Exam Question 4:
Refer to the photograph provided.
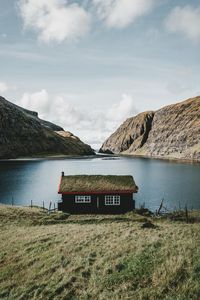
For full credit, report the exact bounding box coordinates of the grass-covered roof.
[59,175,137,193]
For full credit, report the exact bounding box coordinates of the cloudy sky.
[0,0,200,148]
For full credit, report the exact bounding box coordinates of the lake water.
[0,156,199,211]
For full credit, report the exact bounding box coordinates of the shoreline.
[100,152,200,165]
[0,152,199,165]
[0,153,108,161]
[0,151,119,161]
[125,154,200,164]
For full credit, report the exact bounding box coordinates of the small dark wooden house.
[58,173,138,214]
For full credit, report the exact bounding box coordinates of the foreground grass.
[0,205,200,300]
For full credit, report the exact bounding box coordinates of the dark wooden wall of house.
[58,193,135,214]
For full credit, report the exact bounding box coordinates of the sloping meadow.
[0,205,200,299]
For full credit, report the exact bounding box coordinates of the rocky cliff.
[0,96,94,159]
[8,100,64,131]
[100,96,200,161]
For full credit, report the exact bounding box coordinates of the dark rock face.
[0,96,94,158]
[99,112,154,154]
[100,96,200,161]
[139,97,200,161]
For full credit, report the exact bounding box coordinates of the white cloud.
[93,0,155,28]
[0,81,9,93]
[18,0,91,43]
[107,94,135,123]
[51,95,87,128]
[16,90,137,148]
[18,0,157,42]
[165,5,200,41]
[19,89,49,118]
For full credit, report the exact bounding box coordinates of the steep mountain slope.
[100,112,154,154]
[13,102,64,131]
[0,96,94,158]
[100,96,200,161]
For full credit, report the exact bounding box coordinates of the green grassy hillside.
[0,205,200,300]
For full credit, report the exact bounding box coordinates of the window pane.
[75,196,91,203]
[105,195,120,205]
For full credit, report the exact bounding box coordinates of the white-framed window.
[105,195,120,206]
[75,195,91,203]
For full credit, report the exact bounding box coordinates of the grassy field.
[0,205,200,300]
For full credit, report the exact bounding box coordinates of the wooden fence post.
[31,200,33,208]
[178,201,181,210]
[49,202,52,212]
[185,205,189,223]
[43,201,45,210]
[158,198,164,215]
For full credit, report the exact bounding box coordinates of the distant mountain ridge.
[100,96,200,161]
[0,96,94,159]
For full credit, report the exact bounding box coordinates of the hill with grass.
[100,96,200,161]
[0,205,199,299]
[0,96,94,158]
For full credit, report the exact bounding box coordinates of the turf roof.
[58,175,137,193]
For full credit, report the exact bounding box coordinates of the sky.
[0,0,200,148]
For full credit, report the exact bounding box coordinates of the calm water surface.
[0,156,199,211]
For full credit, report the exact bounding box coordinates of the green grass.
[0,205,200,300]
[105,241,163,288]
